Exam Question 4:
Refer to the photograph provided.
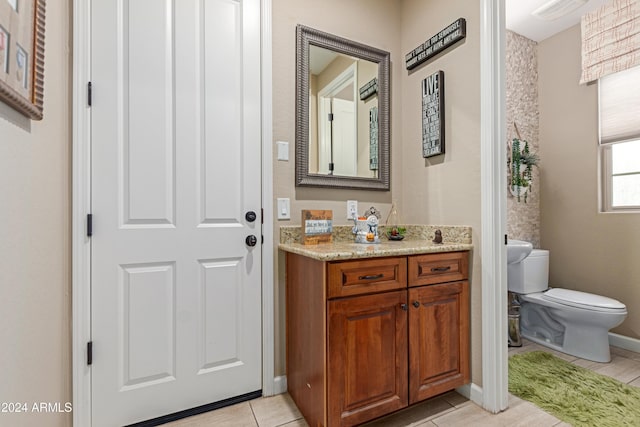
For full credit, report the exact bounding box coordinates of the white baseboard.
[609,332,640,353]
[455,383,483,406]
[272,375,287,395]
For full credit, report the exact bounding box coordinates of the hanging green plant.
[510,137,539,203]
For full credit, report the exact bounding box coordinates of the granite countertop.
[279,225,473,261]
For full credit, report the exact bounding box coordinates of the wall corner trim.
[456,383,484,406]
[609,332,640,353]
[272,375,288,395]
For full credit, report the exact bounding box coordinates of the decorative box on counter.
[301,210,333,245]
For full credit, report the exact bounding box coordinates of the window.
[598,66,640,212]
[601,140,640,210]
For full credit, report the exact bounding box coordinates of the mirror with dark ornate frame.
[295,25,391,190]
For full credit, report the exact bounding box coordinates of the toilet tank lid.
[528,249,549,257]
[544,288,626,310]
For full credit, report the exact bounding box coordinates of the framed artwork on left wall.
[0,0,46,120]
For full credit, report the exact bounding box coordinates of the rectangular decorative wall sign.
[422,71,444,158]
[405,18,466,70]
[369,106,378,170]
[359,78,377,100]
[302,210,333,245]
[0,0,46,120]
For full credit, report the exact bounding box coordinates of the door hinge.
[505,234,508,245]
[87,214,93,237]
[87,82,92,106]
[87,341,93,365]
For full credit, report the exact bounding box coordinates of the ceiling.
[506,0,609,42]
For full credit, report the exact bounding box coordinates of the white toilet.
[509,248,627,362]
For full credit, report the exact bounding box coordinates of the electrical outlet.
[347,200,358,219]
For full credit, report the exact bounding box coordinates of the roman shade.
[581,0,640,84]
[599,64,640,144]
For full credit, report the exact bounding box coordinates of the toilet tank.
[517,249,549,294]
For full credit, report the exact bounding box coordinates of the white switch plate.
[277,198,290,220]
[276,141,289,161]
[347,200,358,219]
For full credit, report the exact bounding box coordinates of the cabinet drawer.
[328,257,407,298]
[408,251,469,287]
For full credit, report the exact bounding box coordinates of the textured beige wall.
[0,2,72,426]
[538,25,640,339]
[399,0,483,385]
[506,31,540,247]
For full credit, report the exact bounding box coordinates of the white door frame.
[479,0,508,413]
[71,1,274,425]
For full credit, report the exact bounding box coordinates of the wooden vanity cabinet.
[286,250,470,427]
[407,252,470,403]
[328,290,408,426]
[408,281,469,403]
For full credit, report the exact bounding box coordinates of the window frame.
[599,139,640,213]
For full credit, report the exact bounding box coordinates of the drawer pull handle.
[358,274,384,281]
[431,266,451,272]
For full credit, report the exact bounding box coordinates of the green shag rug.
[509,351,640,427]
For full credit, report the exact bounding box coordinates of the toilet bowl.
[509,249,627,362]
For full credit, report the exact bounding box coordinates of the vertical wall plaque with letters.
[422,71,444,158]
[369,106,378,170]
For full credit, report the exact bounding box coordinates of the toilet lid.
[543,288,626,311]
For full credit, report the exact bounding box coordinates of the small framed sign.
[359,78,378,100]
[369,106,378,170]
[422,71,444,158]
[405,18,466,70]
[301,210,333,245]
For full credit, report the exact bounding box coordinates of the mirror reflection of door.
[308,45,378,178]
[317,62,357,176]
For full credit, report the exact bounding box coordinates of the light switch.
[277,198,290,220]
[276,141,289,161]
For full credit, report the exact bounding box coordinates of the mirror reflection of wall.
[308,45,379,178]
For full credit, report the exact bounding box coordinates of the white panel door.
[90,0,262,425]
[332,98,357,176]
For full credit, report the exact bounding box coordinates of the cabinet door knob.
[400,303,408,311]
[412,300,420,308]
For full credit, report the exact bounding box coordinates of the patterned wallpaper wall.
[506,31,540,248]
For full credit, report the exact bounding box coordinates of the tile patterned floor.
[165,341,640,427]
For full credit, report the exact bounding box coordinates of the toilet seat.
[542,288,626,313]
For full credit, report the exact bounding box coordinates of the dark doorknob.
[246,235,258,247]
[245,211,257,222]
[413,300,420,308]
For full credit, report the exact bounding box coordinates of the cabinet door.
[328,291,408,427]
[408,281,470,404]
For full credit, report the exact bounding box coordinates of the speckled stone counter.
[279,225,473,261]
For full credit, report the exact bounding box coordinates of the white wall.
[0,2,72,426]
